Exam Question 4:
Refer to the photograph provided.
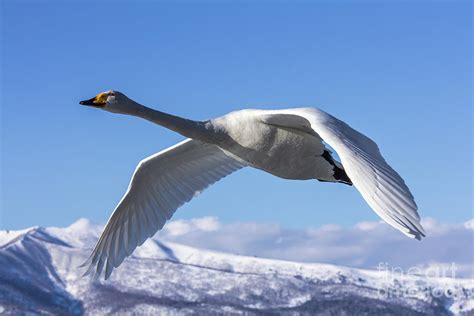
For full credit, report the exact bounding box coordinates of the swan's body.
[79,91,425,279]
[210,109,338,181]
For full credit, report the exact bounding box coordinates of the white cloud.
[464,219,474,230]
[156,217,474,278]
[354,221,382,231]
[163,216,221,237]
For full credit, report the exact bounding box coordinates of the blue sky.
[1,1,472,230]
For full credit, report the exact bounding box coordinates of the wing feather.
[81,139,244,279]
[277,108,425,239]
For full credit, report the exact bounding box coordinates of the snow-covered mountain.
[0,219,472,315]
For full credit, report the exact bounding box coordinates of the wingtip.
[79,263,94,278]
[81,269,91,278]
[402,225,426,241]
[79,261,112,281]
[417,231,426,240]
[77,260,88,269]
[410,229,426,241]
[414,223,427,240]
[78,257,101,280]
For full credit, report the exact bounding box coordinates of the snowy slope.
[0,219,472,315]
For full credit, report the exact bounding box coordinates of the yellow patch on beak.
[94,92,109,105]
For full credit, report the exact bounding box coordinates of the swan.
[79,90,425,279]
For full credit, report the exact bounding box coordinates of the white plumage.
[80,91,425,279]
[81,139,243,279]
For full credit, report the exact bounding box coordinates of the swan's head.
[80,90,134,114]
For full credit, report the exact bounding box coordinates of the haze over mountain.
[0,219,472,315]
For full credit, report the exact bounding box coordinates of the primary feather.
[81,139,244,279]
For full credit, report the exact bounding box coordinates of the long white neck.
[122,99,212,142]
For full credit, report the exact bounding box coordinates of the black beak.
[79,97,96,106]
[80,97,105,107]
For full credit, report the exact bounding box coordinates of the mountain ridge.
[0,219,472,315]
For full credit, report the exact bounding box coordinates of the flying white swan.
[79,90,425,279]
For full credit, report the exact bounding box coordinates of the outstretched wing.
[82,139,245,279]
[269,108,425,240]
